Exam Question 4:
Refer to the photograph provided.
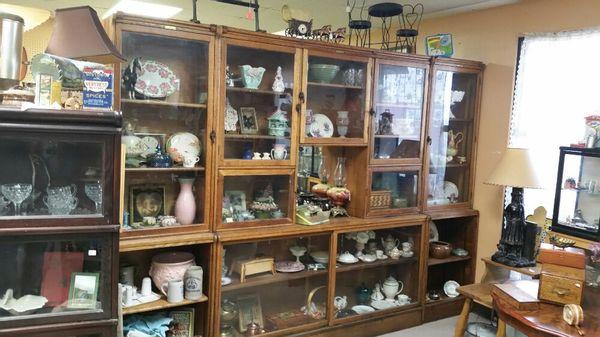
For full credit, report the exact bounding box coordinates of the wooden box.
[538,263,584,305]
[232,257,275,283]
[370,190,392,209]
[537,243,585,269]
[492,280,540,310]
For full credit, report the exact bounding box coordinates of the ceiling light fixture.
[102,0,182,20]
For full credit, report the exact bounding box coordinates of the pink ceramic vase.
[175,177,196,225]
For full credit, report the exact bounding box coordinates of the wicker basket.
[370,190,392,209]
[265,286,326,330]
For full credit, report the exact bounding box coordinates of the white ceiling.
[2,0,519,32]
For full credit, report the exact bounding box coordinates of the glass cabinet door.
[372,62,426,163]
[118,29,210,231]
[219,170,294,228]
[426,69,479,208]
[334,225,421,321]
[221,42,298,165]
[369,167,420,216]
[219,234,330,335]
[0,232,115,329]
[0,131,114,223]
[302,52,371,145]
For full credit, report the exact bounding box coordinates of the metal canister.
[0,13,24,81]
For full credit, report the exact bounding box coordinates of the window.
[510,29,600,216]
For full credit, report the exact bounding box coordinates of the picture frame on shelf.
[239,107,259,134]
[237,293,264,332]
[169,308,195,337]
[67,272,100,309]
[129,185,166,223]
[225,190,247,212]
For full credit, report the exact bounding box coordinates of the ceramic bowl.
[358,254,377,263]
[309,64,340,83]
[310,251,329,264]
[429,241,452,259]
[443,280,460,298]
[337,251,359,264]
[351,305,375,314]
[452,248,469,257]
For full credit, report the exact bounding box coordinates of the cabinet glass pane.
[427,71,477,206]
[220,235,329,334]
[224,45,294,161]
[370,170,419,211]
[334,226,421,319]
[306,56,367,139]
[373,64,425,160]
[222,175,290,223]
[0,233,111,326]
[557,153,600,234]
[0,132,111,219]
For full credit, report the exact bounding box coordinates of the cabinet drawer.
[538,274,583,305]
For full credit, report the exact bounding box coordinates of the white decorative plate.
[351,305,375,314]
[309,113,334,138]
[443,280,460,298]
[166,132,201,164]
[221,276,232,286]
[275,261,305,273]
[139,136,159,158]
[429,220,439,242]
[443,181,459,201]
[135,60,180,98]
[370,300,397,310]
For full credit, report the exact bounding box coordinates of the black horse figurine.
[122,57,141,99]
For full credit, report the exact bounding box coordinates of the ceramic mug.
[184,266,204,301]
[163,279,184,303]
[183,155,200,168]
[397,294,410,305]
[141,277,152,296]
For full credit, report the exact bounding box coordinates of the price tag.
[225,217,234,223]
[88,249,97,256]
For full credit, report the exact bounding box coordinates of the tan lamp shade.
[484,148,543,189]
[45,6,125,64]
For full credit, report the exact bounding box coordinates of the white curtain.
[509,28,600,215]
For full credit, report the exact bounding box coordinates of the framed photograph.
[225,190,246,212]
[68,272,100,309]
[237,294,263,332]
[129,185,166,223]
[169,308,195,337]
[135,132,167,158]
[425,33,453,57]
[239,107,258,134]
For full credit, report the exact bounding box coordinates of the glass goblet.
[84,183,103,213]
[1,183,33,216]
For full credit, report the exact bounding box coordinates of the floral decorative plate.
[309,114,334,138]
[443,181,459,202]
[275,261,305,273]
[135,60,180,98]
[166,132,201,164]
[139,136,159,158]
[443,280,460,298]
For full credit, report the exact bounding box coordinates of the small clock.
[298,23,308,35]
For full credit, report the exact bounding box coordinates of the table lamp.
[485,148,543,267]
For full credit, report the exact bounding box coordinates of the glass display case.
[219,234,330,335]
[426,69,479,208]
[371,61,426,163]
[368,167,420,216]
[334,225,422,321]
[301,52,371,145]
[219,169,294,228]
[552,147,600,241]
[0,231,117,329]
[221,43,299,165]
[118,28,210,231]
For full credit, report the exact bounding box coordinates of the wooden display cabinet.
[216,38,301,167]
[366,166,422,217]
[111,15,215,244]
[3,321,116,337]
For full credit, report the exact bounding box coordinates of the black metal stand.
[492,187,536,267]
[368,2,403,50]
[394,3,423,53]
[348,20,371,47]
[190,0,200,24]
[213,0,263,32]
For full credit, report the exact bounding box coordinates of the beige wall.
[411,0,600,280]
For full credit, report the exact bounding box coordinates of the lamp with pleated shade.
[485,148,542,267]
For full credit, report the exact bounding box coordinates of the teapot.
[381,234,399,252]
[381,276,404,300]
[447,130,464,157]
[388,247,402,260]
[370,283,385,301]
[333,295,348,311]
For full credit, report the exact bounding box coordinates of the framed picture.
[68,272,100,309]
[425,33,453,57]
[129,185,166,223]
[169,308,195,337]
[239,107,258,134]
[237,294,263,332]
[135,132,167,158]
[225,190,246,212]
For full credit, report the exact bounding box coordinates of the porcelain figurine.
[252,152,262,160]
[447,130,464,158]
[175,177,196,225]
[370,283,385,301]
[381,276,404,300]
[272,66,285,93]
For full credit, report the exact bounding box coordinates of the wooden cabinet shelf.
[425,294,463,306]
[428,255,471,266]
[307,82,363,90]
[222,269,327,292]
[337,256,418,273]
[123,295,208,315]
[120,226,214,252]
[224,134,290,140]
[125,166,205,173]
[375,102,422,109]
[121,98,207,109]
[226,87,290,95]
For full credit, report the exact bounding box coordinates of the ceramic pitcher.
[381,276,404,300]
[447,130,464,156]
